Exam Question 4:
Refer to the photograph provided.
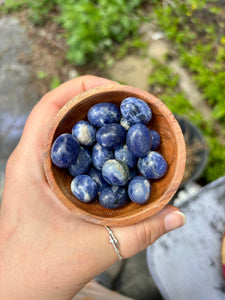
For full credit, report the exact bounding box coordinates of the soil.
[11,10,103,97]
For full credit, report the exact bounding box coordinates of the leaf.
[50,76,61,90]
[37,70,47,79]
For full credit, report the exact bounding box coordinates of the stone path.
[0,17,40,201]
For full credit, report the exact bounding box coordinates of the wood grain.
[43,85,186,226]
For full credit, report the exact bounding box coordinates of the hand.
[0,75,186,300]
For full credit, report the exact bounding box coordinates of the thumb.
[113,205,186,258]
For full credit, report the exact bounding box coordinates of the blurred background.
[0,0,225,299]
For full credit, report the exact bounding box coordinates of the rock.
[110,55,151,91]
[147,39,169,62]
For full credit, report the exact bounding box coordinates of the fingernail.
[164,211,186,233]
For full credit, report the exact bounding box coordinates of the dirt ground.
[13,10,102,97]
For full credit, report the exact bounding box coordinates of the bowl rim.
[43,84,186,226]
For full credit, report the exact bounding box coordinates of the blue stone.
[120,116,132,130]
[115,144,137,169]
[124,168,138,188]
[68,147,92,177]
[128,176,151,204]
[51,133,80,168]
[99,186,129,209]
[150,129,161,150]
[102,159,130,186]
[129,168,138,180]
[96,123,126,149]
[138,151,168,179]
[92,143,114,171]
[71,175,98,203]
[72,120,96,146]
[126,124,152,157]
[88,102,120,127]
[88,167,110,193]
[120,97,152,124]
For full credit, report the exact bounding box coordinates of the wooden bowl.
[44,85,186,226]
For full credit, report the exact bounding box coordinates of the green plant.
[56,0,145,65]
[152,0,225,127]
[50,76,61,90]
[0,0,25,13]
[37,70,48,79]
[148,0,225,182]
[26,0,57,25]
[2,0,145,65]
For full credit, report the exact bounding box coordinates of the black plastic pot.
[175,115,208,187]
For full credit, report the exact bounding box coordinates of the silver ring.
[105,226,123,260]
